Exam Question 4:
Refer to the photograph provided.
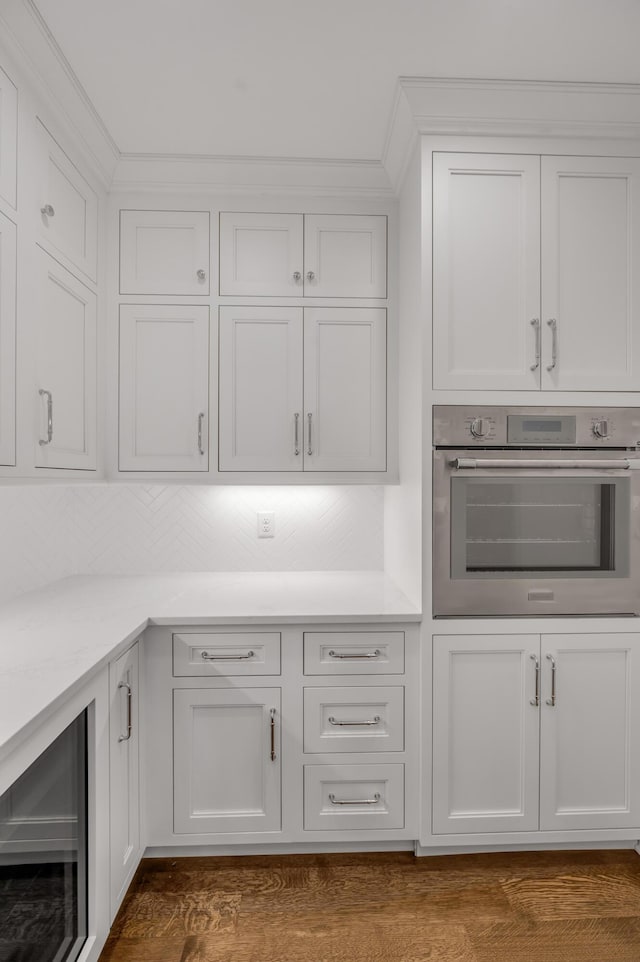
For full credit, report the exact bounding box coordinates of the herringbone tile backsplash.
[0,484,384,604]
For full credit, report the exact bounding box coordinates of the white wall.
[0,483,384,605]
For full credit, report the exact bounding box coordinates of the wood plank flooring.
[99,849,640,962]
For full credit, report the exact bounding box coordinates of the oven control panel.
[433,406,640,447]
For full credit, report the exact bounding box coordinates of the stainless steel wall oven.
[433,406,640,617]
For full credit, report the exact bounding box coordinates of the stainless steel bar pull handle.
[307,412,313,455]
[530,654,540,707]
[530,318,540,372]
[546,318,558,372]
[201,650,254,661]
[450,457,634,471]
[294,412,300,456]
[269,708,276,761]
[329,793,381,805]
[546,654,557,706]
[117,681,133,742]
[39,389,53,445]
[328,715,381,727]
[329,649,381,660]
[197,412,205,454]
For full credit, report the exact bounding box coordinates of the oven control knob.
[470,417,490,439]
[593,419,610,439]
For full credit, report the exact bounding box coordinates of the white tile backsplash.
[0,484,384,605]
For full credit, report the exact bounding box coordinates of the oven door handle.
[449,457,639,470]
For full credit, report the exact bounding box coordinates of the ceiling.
[31,0,640,165]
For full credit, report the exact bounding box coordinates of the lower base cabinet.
[432,632,640,836]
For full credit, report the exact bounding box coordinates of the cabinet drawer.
[303,687,404,753]
[173,632,281,676]
[304,764,404,830]
[303,632,404,675]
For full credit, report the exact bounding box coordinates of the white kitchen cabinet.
[35,250,97,470]
[0,211,16,465]
[303,686,404,753]
[109,641,141,915]
[0,64,17,209]
[433,632,640,836]
[119,304,210,472]
[303,763,404,831]
[36,120,98,283]
[173,687,281,834]
[219,212,387,298]
[119,210,210,295]
[218,306,386,473]
[433,152,640,391]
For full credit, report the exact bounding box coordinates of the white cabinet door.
[36,120,98,283]
[35,251,96,470]
[540,633,640,830]
[0,64,17,209]
[433,153,541,390]
[119,210,210,295]
[432,634,540,835]
[304,214,387,298]
[304,308,386,472]
[119,305,210,472]
[0,211,16,465]
[218,306,303,471]
[173,687,281,834]
[219,212,303,296]
[541,156,640,391]
[109,642,140,915]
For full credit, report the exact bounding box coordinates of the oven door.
[433,449,640,617]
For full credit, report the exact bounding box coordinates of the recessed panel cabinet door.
[219,306,303,471]
[541,157,640,391]
[433,153,541,390]
[119,210,210,295]
[432,634,540,834]
[173,688,281,835]
[304,214,387,297]
[219,212,303,296]
[0,64,17,209]
[0,211,16,465]
[540,633,640,830]
[109,642,140,915]
[119,305,210,472]
[304,308,386,471]
[35,252,96,470]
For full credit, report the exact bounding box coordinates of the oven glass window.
[451,477,629,578]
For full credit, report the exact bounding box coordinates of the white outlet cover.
[257,510,275,538]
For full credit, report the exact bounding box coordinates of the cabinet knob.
[293,271,302,282]
[196,269,206,280]
[40,204,55,217]
[306,270,315,281]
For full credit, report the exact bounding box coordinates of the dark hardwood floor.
[99,849,640,962]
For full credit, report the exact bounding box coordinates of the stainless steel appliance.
[433,406,640,617]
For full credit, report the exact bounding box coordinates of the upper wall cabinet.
[119,210,210,295]
[219,212,387,298]
[433,152,640,392]
[36,120,98,284]
[0,65,17,210]
[0,211,16,466]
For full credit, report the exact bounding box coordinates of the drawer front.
[304,631,405,675]
[304,687,404,753]
[173,632,281,676]
[304,764,404,831]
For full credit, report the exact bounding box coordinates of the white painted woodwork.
[0,64,17,209]
[109,641,140,915]
[303,631,405,674]
[36,120,98,282]
[304,763,404,830]
[303,686,404,753]
[304,308,386,471]
[218,306,303,471]
[304,214,387,297]
[433,153,541,390]
[173,687,281,834]
[0,211,16,465]
[35,251,97,470]
[172,631,281,676]
[219,212,303,296]
[541,156,640,391]
[118,305,210,472]
[119,210,210,295]
[540,633,640,830]
[432,634,540,834]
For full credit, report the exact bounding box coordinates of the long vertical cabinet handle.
[118,681,133,742]
[530,654,540,706]
[39,389,53,445]
[294,412,300,456]
[530,318,540,372]
[197,412,206,455]
[269,708,277,761]
[546,655,557,706]
[546,318,558,372]
[307,413,313,455]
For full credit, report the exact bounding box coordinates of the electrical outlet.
[257,511,275,538]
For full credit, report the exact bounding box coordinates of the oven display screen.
[522,419,563,432]
[507,415,576,444]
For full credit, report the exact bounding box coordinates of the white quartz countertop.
[0,571,421,762]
